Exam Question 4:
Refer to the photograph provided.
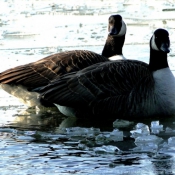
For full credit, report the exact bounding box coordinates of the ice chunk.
[130,123,150,138]
[113,119,134,128]
[24,131,36,135]
[135,135,163,143]
[95,134,109,145]
[150,121,163,134]
[79,138,95,147]
[135,123,149,130]
[164,127,175,136]
[78,143,89,151]
[108,129,123,142]
[65,127,100,137]
[94,145,120,154]
[165,127,174,133]
[159,141,175,152]
[95,129,123,144]
[151,121,159,128]
[66,127,88,136]
[15,135,36,141]
[133,142,158,152]
[168,137,175,146]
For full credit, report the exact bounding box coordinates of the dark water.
[1,0,175,174]
[1,106,175,174]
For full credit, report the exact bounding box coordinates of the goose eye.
[110,20,114,24]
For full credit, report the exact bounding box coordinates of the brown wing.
[40,60,153,118]
[0,50,108,88]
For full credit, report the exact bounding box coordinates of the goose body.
[0,14,127,108]
[153,68,175,115]
[40,29,175,119]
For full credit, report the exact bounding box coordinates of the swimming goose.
[40,28,175,119]
[102,14,126,60]
[0,14,127,108]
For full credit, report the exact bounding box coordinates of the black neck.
[149,49,168,71]
[101,35,125,58]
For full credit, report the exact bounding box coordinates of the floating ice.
[95,134,109,145]
[79,138,95,147]
[130,123,150,138]
[150,121,163,134]
[24,131,37,135]
[168,137,175,146]
[113,119,134,128]
[108,129,123,142]
[151,121,160,128]
[135,123,149,130]
[95,129,123,145]
[165,127,174,133]
[66,127,88,136]
[133,135,163,152]
[135,135,163,143]
[65,127,100,137]
[15,135,36,141]
[94,145,120,154]
[133,142,158,152]
[78,143,89,151]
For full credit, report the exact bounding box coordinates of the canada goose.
[40,29,175,119]
[102,14,126,60]
[0,14,127,108]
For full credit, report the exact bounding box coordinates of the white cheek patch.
[151,34,159,51]
[117,20,127,37]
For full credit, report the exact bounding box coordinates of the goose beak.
[160,43,170,53]
[108,25,118,35]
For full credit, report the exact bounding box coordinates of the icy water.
[1,0,175,174]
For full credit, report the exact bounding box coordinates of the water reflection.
[1,105,175,174]
[5,108,74,130]
[151,153,175,175]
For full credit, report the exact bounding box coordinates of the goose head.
[149,29,170,71]
[150,28,170,53]
[102,14,127,58]
[108,14,126,37]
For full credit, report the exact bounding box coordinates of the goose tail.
[39,72,77,106]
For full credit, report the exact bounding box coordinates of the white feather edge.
[108,55,126,60]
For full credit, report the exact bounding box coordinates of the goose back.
[40,60,155,119]
[0,50,108,88]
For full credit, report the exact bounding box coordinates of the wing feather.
[0,50,108,88]
[40,60,154,118]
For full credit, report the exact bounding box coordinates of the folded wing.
[0,50,108,89]
[41,60,154,117]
